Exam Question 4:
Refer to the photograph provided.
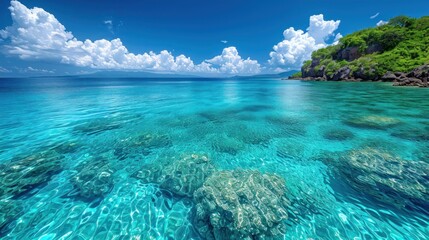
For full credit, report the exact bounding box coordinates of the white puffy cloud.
[206,47,260,75]
[377,20,388,27]
[0,1,259,76]
[307,15,341,44]
[0,1,74,60]
[269,14,341,70]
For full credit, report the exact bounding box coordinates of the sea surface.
[0,77,428,240]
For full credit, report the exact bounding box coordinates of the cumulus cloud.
[269,14,341,70]
[221,40,228,44]
[0,1,259,76]
[206,47,260,75]
[377,20,388,27]
[307,15,341,44]
[370,12,380,19]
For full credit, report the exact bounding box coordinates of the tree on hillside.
[388,16,415,28]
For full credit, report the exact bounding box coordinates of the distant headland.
[289,16,429,87]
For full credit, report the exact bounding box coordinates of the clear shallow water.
[0,77,428,239]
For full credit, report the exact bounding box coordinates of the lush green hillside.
[296,16,429,81]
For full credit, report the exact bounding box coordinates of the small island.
[290,16,429,87]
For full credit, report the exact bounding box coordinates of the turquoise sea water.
[0,77,428,239]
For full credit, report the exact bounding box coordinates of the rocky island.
[290,16,429,87]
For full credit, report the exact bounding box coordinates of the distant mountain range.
[0,69,299,79]
[77,70,199,78]
[239,70,299,79]
[78,70,299,79]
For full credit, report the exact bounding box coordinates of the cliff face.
[296,16,429,87]
[301,58,380,81]
[301,64,428,87]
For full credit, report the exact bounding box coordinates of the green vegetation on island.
[295,16,429,86]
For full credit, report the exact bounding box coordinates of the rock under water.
[71,158,114,200]
[321,148,429,209]
[131,152,291,239]
[322,128,354,141]
[193,169,290,240]
[209,134,245,156]
[73,118,122,135]
[0,150,64,199]
[343,115,400,130]
[114,132,173,160]
[132,153,216,197]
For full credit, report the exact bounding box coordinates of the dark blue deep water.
[0,77,428,239]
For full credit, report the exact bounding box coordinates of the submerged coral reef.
[322,128,354,141]
[0,150,64,199]
[73,118,122,135]
[0,150,64,236]
[132,153,215,197]
[321,148,429,208]
[193,170,290,240]
[71,158,114,200]
[390,125,429,141]
[114,132,173,160]
[343,115,401,129]
[209,134,245,155]
[132,153,290,239]
[50,141,81,154]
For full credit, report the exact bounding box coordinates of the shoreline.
[288,64,429,87]
[284,77,428,88]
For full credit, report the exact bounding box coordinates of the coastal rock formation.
[335,47,361,62]
[300,60,380,81]
[0,150,63,199]
[391,65,429,87]
[291,16,429,87]
[193,170,290,240]
[321,148,429,208]
[71,159,114,199]
[334,45,383,62]
[331,67,352,81]
[132,153,216,197]
[300,59,325,79]
[299,64,429,87]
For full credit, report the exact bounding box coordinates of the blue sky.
[0,0,428,77]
